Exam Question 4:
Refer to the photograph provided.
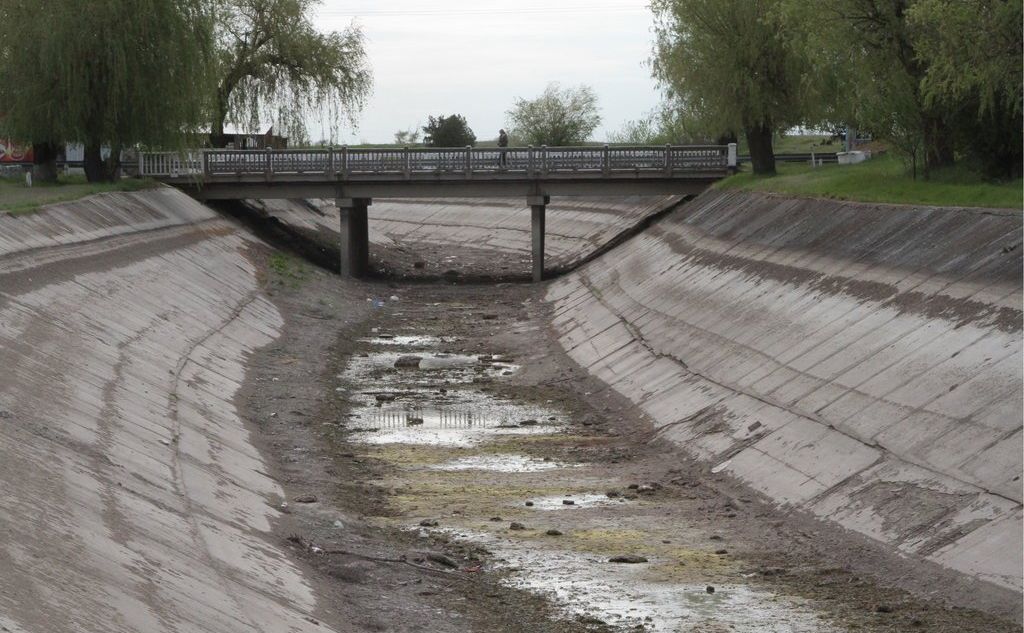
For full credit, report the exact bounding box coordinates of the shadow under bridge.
[140,144,737,281]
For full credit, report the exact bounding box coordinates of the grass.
[267,252,310,287]
[0,173,158,215]
[716,153,1023,209]
[736,133,839,155]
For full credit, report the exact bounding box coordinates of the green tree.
[394,127,422,145]
[421,115,476,147]
[651,0,811,175]
[908,0,1023,177]
[609,106,702,144]
[212,0,372,145]
[608,117,663,145]
[787,0,961,177]
[506,83,601,146]
[0,0,214,181]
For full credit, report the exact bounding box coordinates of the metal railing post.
[265,147,272,179]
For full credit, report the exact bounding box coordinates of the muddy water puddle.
[410,527,836,633]
[339,346,557,448]
[339,333,843,632]
[431,454,569,472]
[523,494,625,510]
[358,334,456,346]
[346,401,562,447]
[485,537,838,633]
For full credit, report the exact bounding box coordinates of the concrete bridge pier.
[337,197,370,277]
[528,195,549,282]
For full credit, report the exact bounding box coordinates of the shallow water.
[358,334,456,346]
[431,454,569,473]
[347,401,560,447]
[341,338,841,632]
[522,494,626,510]
[340,349,557,447]
[449,531,840,633]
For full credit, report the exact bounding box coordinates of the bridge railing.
[139,151,203,177]
[140,144,735,178]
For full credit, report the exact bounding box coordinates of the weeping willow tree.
[0,0,215,182]
[650,0,814,175]
[212,0,372,145]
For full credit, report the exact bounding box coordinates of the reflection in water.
[445,530,842,633]
[348,401,559,446]
[357,406,535,430]
[362,407,484,428]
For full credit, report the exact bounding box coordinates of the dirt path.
[239,248,1020,632]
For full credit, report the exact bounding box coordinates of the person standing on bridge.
[497,129,509,168]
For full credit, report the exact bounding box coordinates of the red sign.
[0,139,33,163]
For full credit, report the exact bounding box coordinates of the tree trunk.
[31,142,59,183]
[922,114,955,178]
[83,144,105,182]
[211,88,230,148]
[716,131,738,146]
[104,143,122,181]
[211,113,228,148]
[745,123,776,175]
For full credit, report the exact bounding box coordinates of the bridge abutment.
[337,197,371,277]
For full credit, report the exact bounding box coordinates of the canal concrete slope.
[366,196,682,270]
[244,195,683,273]
[0,190,332,633]
[547,190,1023,601]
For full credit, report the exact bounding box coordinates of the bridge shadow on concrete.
[210,196,693,286]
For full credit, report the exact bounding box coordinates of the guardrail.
[139,144,737,179]
[737,152,838,165]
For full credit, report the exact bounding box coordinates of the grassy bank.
[0,173,158,215]
[716,153,1022,209]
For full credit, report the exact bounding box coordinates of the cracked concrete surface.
[0,190,330,633]
[1,186,1020,629]
[547,190,1023,605]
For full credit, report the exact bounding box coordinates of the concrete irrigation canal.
[0,187,1020,632]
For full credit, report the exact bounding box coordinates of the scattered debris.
[608,555,648,564]
[394,355,423,369]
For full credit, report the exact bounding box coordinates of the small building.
[210,127,288,150]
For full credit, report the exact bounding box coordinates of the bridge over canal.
[140,144,737,280]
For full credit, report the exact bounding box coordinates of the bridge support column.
[528,195,549,282]
[337,197,371,278]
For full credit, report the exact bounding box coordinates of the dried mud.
[237,244,1020,633]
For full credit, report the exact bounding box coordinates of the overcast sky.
[310,0,661,144]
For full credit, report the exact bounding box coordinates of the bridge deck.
[141,144,736,199]
[140,144,736,280]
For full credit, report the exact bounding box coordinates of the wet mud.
[239,246,1021,633]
